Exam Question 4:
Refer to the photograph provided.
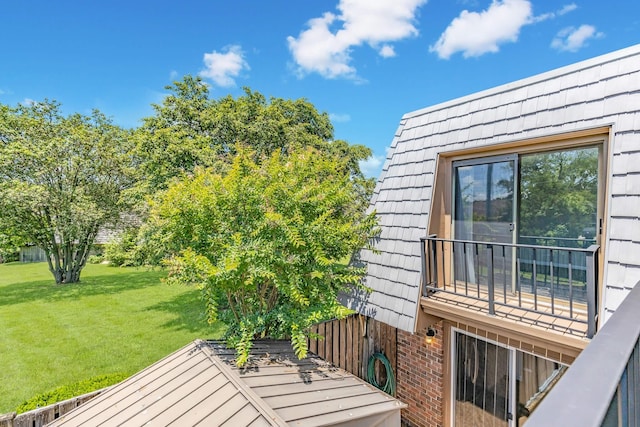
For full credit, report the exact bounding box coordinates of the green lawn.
[0,262,224,413]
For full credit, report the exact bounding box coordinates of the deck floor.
[424,286,589,338]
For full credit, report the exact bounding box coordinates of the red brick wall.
[397,322,444,427]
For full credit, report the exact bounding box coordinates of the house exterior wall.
[397,324,444,427]
[342,44,640,332]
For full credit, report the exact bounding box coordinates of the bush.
[0,251,19,263]
[16,373,128,413]
[87,254,104,264]
[104,229,140,267]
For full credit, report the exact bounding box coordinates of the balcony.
[420,235,600,338]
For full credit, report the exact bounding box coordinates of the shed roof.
[48,340,404,427]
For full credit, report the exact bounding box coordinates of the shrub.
[87,254,104,264]
[16,373,128,413]
[104,229,140,267]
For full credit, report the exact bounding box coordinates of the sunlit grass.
[0,262,224,413]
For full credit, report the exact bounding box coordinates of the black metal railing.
[525,281,640,426]
[420,235,599,337]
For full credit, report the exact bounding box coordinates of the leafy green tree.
[0,100,134,283]
[519,147,598,244]
[134,76,372,194]
[148,146,378,365]
[0,231,23,263]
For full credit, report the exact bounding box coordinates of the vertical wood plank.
[362,317,376,379]
[389,323,397,380]
[376,319,383,384]
[309,323,318,355]
[357,315,364,379]
[325,319,333,364]
[346,315,353,374]
[383,323,394,385]
[332,320,340,364]
[339,317,347,370]
[317,322,325,359]
[0,413,15,427]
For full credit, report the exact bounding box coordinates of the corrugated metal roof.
[340,43,640,332]
[48,340,404,427]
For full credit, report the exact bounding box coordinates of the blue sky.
[1,1,638,178]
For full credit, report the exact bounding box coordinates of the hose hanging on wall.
[367,352,396,396]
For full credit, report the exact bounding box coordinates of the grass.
[0,262,224,414]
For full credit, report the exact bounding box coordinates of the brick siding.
[397,322,444,427]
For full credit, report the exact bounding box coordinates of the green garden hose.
[367,352,396,396]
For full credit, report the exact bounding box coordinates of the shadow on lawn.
[0,266,165,307]
[146,291,225,336]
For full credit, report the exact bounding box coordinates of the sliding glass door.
[517,147,599,301]
[452,147,600,301]
[453,155,517,291]
[454,332,511,426]
[453,331,568,426]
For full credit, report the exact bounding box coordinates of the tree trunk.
[45,228,97,284]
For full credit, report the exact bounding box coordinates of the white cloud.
[22,98,35,106]
[531,3,577,23]
[329,112,352,123]
[359,153,385,177]
[287,0,427,79]
[430,0,532,59]
[558,3,577,15]
[551,24,604,52]
[169,70,179,80]
[200,45,250,87]
[379,45,396,57]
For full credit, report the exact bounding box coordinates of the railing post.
[431,238,438,289]
[487,244,495,315]
[420,237,428,297]
[586,245,599,338]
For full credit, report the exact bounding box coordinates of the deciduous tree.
[134,76,373,195]
[149,146,378,364]
[0,100,134,283]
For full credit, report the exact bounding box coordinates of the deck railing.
[420,235,599,337]
[525,281,640,426]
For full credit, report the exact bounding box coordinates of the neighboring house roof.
[48,340,405,427]
[341,43,640,332]
[95,213,141,245]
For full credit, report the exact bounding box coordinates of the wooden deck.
[423,287,589,338]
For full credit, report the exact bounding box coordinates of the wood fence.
[308,313,397,384]
[19,246,47,263]
[0,389,105,427]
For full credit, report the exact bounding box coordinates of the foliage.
[0,232,22,263]
[104,228,143,267]
[87,254,104,264]
[150,146,378,365]
[520,147,598,242]
[0,262,223,413]
[16,373,129,413]
[133,76,373,195]
[0,100,135,283]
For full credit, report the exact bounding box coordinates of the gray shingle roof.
[341,44,640,332]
